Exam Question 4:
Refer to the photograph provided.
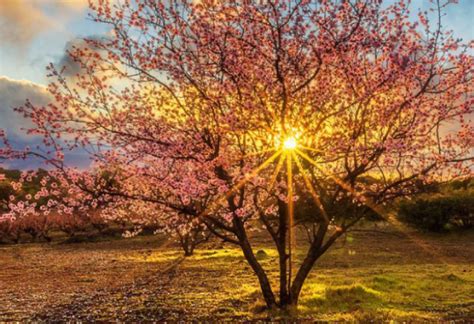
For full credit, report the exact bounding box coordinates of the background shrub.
[398,191,474,232]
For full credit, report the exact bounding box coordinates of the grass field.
[0,224,473,321]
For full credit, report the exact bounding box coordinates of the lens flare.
[283,137,297,150]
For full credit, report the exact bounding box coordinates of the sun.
[283,136,297,150]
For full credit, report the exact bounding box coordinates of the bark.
[233,215,277,308]
[277,199,288,306]
[289,224,343,305]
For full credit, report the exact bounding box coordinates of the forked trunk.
[244,216,336,309]
[233,216,277,308]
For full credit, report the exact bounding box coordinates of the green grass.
[139,244,473,321]
[169,243,474,321]
[293,263,474,321]
[1,228,473,321]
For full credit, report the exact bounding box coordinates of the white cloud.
[0,76,51,139]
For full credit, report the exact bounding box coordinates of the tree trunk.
[178,230,195,257]
[233,216,277,308]
[289,223,341,306]
[289,249,322,306]
[277,199,288,307]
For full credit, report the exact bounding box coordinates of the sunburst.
[194,130,445,290]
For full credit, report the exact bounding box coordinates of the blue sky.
[0,0,473,170]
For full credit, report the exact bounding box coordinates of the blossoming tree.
[2,0,473,309]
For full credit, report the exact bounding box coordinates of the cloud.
[0,0,51,48]
[57,36,105,79]
[0,0,88,50]
[55,34,128,88]
[0,76,51,139]
[0,76,91,170]
[57,39,87,78]
[0,76,50,169]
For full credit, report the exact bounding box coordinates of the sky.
[0,0,473,170]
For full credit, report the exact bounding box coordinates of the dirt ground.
[0,225,473,322]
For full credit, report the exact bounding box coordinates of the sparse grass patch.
[369,275,400,291]
[351,308,437,322]
[119,249,182,263]
[190,248,244,261]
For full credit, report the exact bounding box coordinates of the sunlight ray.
[292,151,329,223]
[199,150,283,218]
[384,213,450,264]
[298,145,325,154]
[229,149,283,197]
[287,150,295,291]
[242,148,277,159]
[296,148,387,215]
[267,152,286,193]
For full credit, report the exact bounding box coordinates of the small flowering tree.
[2,0,473,309]
[106,198,211,256]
